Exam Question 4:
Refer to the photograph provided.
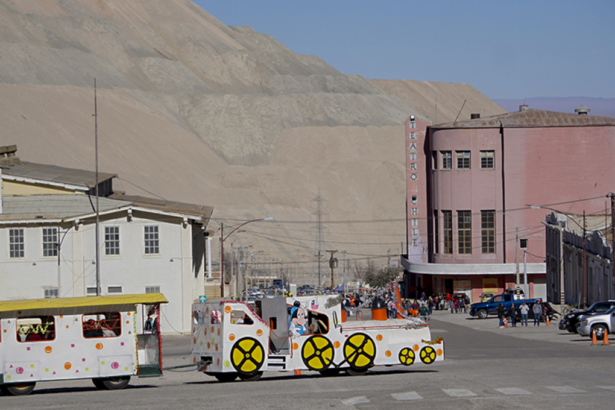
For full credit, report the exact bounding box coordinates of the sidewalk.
[427,309,599,346]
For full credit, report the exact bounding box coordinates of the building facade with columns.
[402,108,615,303]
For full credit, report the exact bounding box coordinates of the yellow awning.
[0,293,168,313]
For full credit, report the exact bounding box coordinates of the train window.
[211,310,221,324]
[231,310,254,325]
[308,311,329,334]
[16,316,55,342]
[82,312,121,338]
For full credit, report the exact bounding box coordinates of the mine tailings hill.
[0,0,505,278]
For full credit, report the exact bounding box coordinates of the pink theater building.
[401,106,615,303]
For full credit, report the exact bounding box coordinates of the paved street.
[3,309,615,409]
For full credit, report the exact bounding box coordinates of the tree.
[364,266,403,288]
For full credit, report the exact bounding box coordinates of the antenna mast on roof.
[453,100,467,124]
[94,78,101,296]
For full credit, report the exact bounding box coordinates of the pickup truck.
[469,294,543,320]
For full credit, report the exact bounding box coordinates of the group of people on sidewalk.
[496,301,544,328]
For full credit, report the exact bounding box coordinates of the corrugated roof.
[0,195,129,221]
[2,161,116,189]
[433,109,615,129]
[109,193,213,220]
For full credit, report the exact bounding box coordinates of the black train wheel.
[398,347,415,366]
[419,346,437,364]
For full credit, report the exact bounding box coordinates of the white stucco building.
[0,146,213,333]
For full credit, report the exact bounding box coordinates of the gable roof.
[1,161,116,191]
[433,109,615,129]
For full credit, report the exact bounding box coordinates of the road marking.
[598,386,615,391]
[392,392,423,401]
[443,389,477,397]
[496,388,532,395]
[545,386,586,394]
[342,396,370,405]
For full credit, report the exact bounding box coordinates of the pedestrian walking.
[519,302,529,326]
[428,297,434,315]
[497,303,505,328]
[532,301,542,326]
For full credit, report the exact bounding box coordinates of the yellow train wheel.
[419,346,436,364]
[231,337,265,375]
[343,333,376,370]
[398,347,415,366]
[302,335,335,371]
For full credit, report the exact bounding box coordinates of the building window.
[434,210,439,254]
[43,228,58,257]
[44,288,58,299]
[480,151,495,169]
[456,151,471,169]
[105,226,120,255]
[145,286,160,294]
[87,287,98,296]
[481,211,495,254]
[107,286,123,294]
[144,226,159,254]
[442,151,452,169]
[458,211,472,254]
[443,211,452,254]
[9,228,25,258]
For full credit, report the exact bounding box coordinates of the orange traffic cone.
[604,331,610,345]
[592,330,598,345]
[546,316,550,326]
[503,318,508,328]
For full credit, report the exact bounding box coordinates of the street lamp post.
[220,218,272,298]
[497,211,520,297]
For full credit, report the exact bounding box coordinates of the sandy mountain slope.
[0,0,503,282]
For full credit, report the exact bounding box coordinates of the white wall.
[0,210,202,334]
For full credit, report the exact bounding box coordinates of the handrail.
[355,310,364,321]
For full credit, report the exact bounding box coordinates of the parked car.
[480,292,495,302]
[576,306,615,339]
[559,301,615,333]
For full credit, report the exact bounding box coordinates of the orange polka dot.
[215,344,218,351]
[256,329,263,337]
[64,362,72,370]
[193,328,196,334]
[127,312,131,316]
[66,325,69,329]
[385,350,391,357]
[45,346,52,354]
[292,343,299,350]
[204,329,208,335]
[95,343,103,350]
[217,329,220,336]
[211,326,214,333]
[3,329,6,333]
[224,306,232,314]
[376,334,383,341]
[437,349,443,356]
[207,342,210,349]
[126,321,129,324]
[229,334,235,341]
[334,341,340,348]
[193,337,197,344]
[413,344,419,351]
[60,315,64,318]
[193,357,197,364]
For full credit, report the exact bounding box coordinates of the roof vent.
[470,113,480,119]
[519,104,529,112]
[575,105,590,115]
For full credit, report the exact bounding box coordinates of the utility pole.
[312,189,327,287]
[327,250,338,290]
[583,210,587,307]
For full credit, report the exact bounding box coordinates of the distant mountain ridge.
[494,97,615,118]
[0,0,506,277]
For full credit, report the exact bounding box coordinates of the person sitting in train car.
[101,320,116,337]
[84,319,103,338]
[18,325,29,342]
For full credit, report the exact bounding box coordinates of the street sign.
[199,295,207,303]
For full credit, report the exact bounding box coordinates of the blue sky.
[193,0,614,100]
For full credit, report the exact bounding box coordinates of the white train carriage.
[190,295,444,381]
[0,293,167,396]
